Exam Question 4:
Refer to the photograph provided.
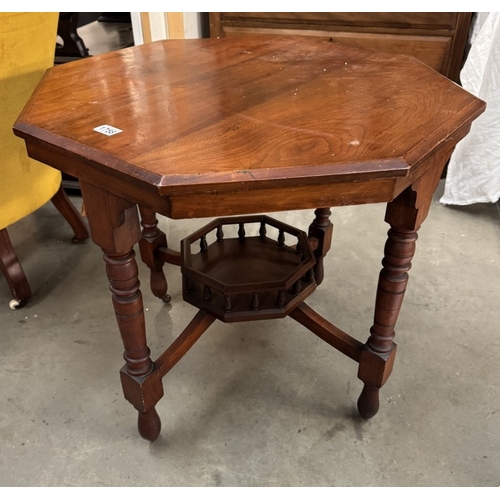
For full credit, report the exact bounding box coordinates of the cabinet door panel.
[221,12,458,30]
[222,27,451,73]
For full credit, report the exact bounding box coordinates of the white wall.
[130,12,203,45]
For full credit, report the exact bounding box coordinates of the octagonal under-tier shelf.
[181,215,316,322]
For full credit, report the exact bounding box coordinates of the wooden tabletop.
[14,36,485,215]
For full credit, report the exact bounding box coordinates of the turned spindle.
[238,223,246,240]
[203,285,212,302]
[296,241,303,257]
[251,293,260,311]
[184,276,193,294]
[259,221,267,238]
[277,290,286,308]
[306,267,315,283]
[278,230,285,246]
[200,236,208,252]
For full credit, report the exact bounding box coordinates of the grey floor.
[1,181,499,486]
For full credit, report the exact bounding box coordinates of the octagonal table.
[14,37,485,442]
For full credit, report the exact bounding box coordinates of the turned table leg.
[104,249,162,441]
[138,206,170,303]
[80,181,163,441]
[357,227,417,418]
[357,149,450,418]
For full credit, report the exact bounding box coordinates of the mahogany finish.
[13,37,485,442]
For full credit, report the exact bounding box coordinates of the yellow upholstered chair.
[0,12,88,309]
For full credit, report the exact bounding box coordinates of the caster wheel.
[9,299,21,310]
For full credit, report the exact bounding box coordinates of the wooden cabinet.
[209,12,472,82]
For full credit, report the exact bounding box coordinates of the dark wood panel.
[210,12,472,82]
[220,12,458,30]
[222,27,451,73]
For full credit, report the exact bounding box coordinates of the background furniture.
[0,12,88,309]
[55,12,133,64]
[441,12,500,205]
[209,12,472,82]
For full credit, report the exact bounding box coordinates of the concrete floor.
[0,181,499,486]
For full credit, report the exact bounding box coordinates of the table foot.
[357,384,380,419]
[152,274,171,303]
[138,408,162,442]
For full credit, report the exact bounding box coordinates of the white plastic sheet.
[440,12,500,205]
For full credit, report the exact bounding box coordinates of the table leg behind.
[79,181,163,441]
[308,208,333,285]
[138,206,170,303]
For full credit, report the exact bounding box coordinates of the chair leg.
[51,185,89,243]
[0,228,32,308]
